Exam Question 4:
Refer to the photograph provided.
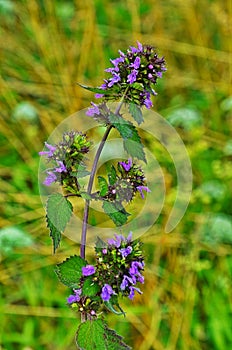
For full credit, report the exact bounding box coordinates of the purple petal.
[136,185,151,199]
[55,161,67,173]
[128,286,142,300]
[95,93,104,98]
[86,102,100,116]
[119,246,133,258]
[43,171,57,186]
[119,158,132,171]
[82,265,96,276]
[127,231,133,242]
[137,41,143,52]
[120,275,134,291]
[127,69,138,84]
[101,284,115,302]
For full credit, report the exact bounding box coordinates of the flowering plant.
[39,41,166,349]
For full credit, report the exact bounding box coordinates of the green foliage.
[109,114,146,162]
[82,277,101,297]
[98,176,108,196]
[102,201,130,226]
[1,0,232,349]
[46,193,73,253]
[55,255,86,288]
[76,319,131,350]
[128,103,143,125]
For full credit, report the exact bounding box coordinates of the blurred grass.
[0,0,232,349]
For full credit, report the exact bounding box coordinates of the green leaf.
[123,136,146,163]
[82,277,101,297]
[104,295,125,316]
[109,114,146,162]
[109,114,134,139]
[108,165,117,185]
[46,193,73,253]
[76,319,131,350]
[95,236,107,249]
[98,176,108,196]
[55,255,86,288]
[129,103,143,125]
[102,201,130,226]
[77,83,115,96]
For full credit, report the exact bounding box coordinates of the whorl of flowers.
[92,41,166,109]
[39,131,90,193]
[66,232,144,318]
[100,158,150,203]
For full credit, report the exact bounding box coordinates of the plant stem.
[80,124,112,259]
[80,97,126,260]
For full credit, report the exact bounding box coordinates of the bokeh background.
[0,0,232,349]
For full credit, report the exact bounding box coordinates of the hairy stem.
[80,97,126,260]
[80,124,112,259]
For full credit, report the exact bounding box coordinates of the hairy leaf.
[109,114,146,162]
[77,83,115,96]
[76,319,131,350]
[55,255,86,288]
[46,193,73,253]
[129,103,143,125]
[109,114,134,139]
[102,201,130,226]
[98,176,108,196]
[82,276,101,297]
[108,165,117,185]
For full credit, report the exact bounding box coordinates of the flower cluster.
[91,41,166,109]
[97,232,145,301]
[39,131,90,193]
[99,158,150,203]
[66,232,144,318]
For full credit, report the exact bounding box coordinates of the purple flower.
[82,265,96,276]
[43,171,57,186]
[130,56,141,69]
[126,231,133,242]
[110,56,124,67]
[127,69,138,84]
[128,286,142,300]
[55,161,67,173]
[95,93,104,98]
[102,248,107,254]
[108,233,125,248]
[101,284,115,302]
[119,246,133,258]
[129,46,138,54]
[67,288,82,304]
[119,158,132,171]
[39,142,56,157]
[120,275,134,291]
[136,186,151,199]
[137,41,143,52]
[156,71,163,78]
[108,73,121,87]
[86,102,100,116]
[129,261,144,276]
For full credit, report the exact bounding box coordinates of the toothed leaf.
[55,255,86,288]
[129,103,143,125]
[46,193,73,253]
[102,201,130,226]
[76,319,131,350]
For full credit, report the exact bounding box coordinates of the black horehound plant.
[39,42,166,349]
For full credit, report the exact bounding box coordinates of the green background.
[0,0,231,349]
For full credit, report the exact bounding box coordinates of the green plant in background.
[39,42,166,349]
